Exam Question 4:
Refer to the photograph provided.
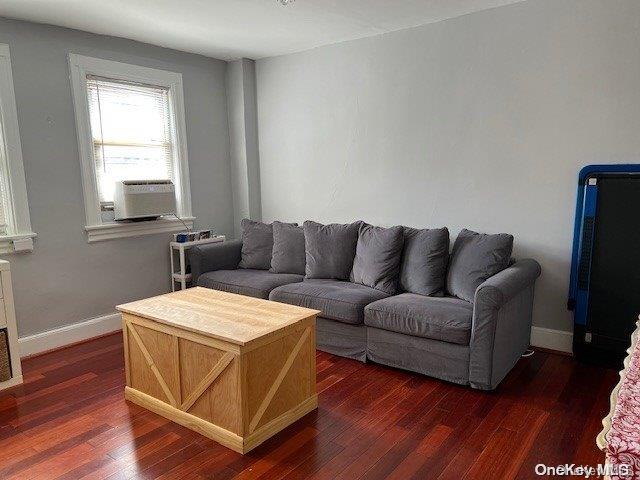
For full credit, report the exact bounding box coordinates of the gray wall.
[0,17,233,337]
[256,0,640,334]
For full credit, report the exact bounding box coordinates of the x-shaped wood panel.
[180,352,234,411]
[128,321,234,412]
[248,326,311,433]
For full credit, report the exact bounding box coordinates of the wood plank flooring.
[0,332,617,479]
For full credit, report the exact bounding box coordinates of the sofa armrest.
[190,240,242,285]
[468,259,541,390]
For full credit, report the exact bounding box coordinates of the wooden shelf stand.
[169,235,225,291]
[0,260,22,391]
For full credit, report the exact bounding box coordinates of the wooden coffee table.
[116,287,320,454]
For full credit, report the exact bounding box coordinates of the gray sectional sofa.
[191,219,541,390]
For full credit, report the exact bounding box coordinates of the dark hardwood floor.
[0,332,617,479]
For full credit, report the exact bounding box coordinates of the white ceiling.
[0,0,525,60]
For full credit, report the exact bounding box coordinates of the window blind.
[86,76,174,206]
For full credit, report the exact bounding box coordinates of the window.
[0,45,35,253]
[69,55,193,242]
[88,77,175,207]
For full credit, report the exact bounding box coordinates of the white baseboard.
[18,312,122,358]
[530,326,573,354]
[16,313,573,358]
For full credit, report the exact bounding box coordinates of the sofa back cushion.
[304,220,361,280]
[270,221,306,275]
[238,219,273,270]
[446,228,514,302]
[350,224,404,294]
[399,227,449,296]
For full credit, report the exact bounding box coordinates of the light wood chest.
[117,287,320,454]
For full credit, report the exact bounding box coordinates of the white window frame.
[68,54,193,243]
[0,44,36,253]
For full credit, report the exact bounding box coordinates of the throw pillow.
[238,219,273,270]
[270,221,306,275]
[446,228,514,302]
[399,227,450,296]
[350,224,405,294]
[303,220,361,280]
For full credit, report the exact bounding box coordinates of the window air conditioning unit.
[114,180,177,221]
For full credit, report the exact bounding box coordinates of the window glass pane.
[87,77,174,204]
[93,144,173,202]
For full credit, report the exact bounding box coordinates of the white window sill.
[85,217,195,243]
[0,232,37,253]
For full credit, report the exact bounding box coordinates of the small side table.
[170,235,225,291]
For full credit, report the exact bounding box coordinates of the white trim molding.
[68,54,193,242]
[530,326,573,354]
[0,44,36,252]
[0,232,36,253]
[18,312,122,357]
[85,216,194,243]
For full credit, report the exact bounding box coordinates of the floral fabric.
[606,326,640,480]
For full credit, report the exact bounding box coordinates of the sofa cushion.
[303,220,361,280]
[446,229,514,302]
[270,222,306,275]
[350,224,404,294]
[399,227,449,296]
[364,293,473,345]
[269,279,389,325]
[238,219,274,270]
[197,269,303,299]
